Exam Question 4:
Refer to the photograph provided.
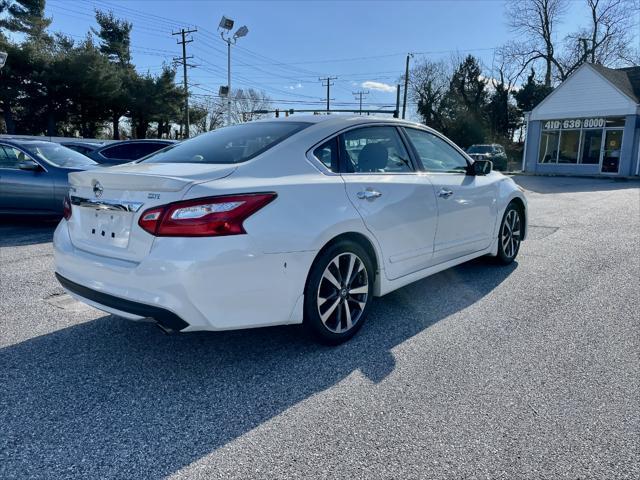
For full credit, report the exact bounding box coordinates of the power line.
[172,27,197,138]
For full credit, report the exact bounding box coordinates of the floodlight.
[234,26,249,39]
[219,16,234,31]
[0,51,7,69]
[219,85,230,96]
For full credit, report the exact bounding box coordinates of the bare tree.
[504,0,568,86]
[409,58,450,131]
[561,0,639,75]
[218,88,270,125]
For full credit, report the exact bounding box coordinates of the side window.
[404,128,468,173]
[312,137,339,172]
[136,142,167,158]
[100,144,136,159]
[0,146,26,169]
[340,126,413,173]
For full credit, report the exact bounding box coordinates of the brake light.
[138,193,277,237]
[63,195,72,220]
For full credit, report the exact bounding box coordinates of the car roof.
[255,114,421,127]
[101,139,176,146]
[0,138,55,148]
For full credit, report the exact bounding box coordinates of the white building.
[523,63,640,176]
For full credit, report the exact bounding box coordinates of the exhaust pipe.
[155,322,176,335]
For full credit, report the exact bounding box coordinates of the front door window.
[601,130,623,173]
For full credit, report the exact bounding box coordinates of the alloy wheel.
[501,209,521,259]
[316,252,369,334]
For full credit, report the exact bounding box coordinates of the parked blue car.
[0,139,98,216]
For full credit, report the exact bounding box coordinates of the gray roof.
[590,63,640,103]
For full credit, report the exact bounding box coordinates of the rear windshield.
[23,142,98,168]
[143,121,310,164]
[467,145,493,154]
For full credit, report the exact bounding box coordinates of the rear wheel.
[304,241,374,344]
[496,203,523,264]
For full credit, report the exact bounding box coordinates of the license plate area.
[86,209,132,248]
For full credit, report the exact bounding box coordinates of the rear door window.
[100,144,139,160]
[312,137,339,172]
[136,142,169,157]
[339,126,413,173]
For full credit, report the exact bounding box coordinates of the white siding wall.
[530,65,637,120]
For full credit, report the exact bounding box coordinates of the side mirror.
[18,159,41,171]
[470,159,492,176]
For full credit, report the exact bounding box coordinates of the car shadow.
[0,217,58,247]
[0,258,517,478]
[512,174,640,194]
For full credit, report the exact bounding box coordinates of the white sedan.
[54,116,526,344]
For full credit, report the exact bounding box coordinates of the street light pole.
[219,17,248,126]
[225,36,232,125]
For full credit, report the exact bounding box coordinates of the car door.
[337,125,439,280]
[403,128,498,264]
[0,144,54,213]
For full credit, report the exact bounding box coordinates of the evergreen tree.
[513,69,553,112]
[92,10,135,139]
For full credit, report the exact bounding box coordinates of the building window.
[558,130,581,163]
[538,116,625,166]
[539,131,560,163]
[580,130,603,164]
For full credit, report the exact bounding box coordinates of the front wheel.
[304,241,374,344]
[496,203,523,264]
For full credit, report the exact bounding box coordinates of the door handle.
[438,188,453,199]
[357,189,382,200]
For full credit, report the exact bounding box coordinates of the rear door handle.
[357,189,382,200]
[438,188,453,199]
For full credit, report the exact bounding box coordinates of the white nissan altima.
[54,116,526,343]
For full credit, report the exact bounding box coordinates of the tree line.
[408,0,637,149]
[0,0,198,139]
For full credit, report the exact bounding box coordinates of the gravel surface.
[1,176,638,479]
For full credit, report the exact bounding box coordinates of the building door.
[601,129,623,174]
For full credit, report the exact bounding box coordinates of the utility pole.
[172,27,197,138]
[395,84,401,118]
[320,76,337,112]
[402,53,413,119]
[352,90,369,115]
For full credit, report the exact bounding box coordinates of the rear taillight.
[63,195,72,220]
[138,193,277,237]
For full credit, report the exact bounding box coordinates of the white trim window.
[538,116,625,168]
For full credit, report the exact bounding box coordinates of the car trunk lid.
[66,163,236,262]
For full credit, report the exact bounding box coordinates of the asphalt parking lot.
[1,175,639,479]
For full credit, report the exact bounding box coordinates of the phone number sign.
[544,118,605,129]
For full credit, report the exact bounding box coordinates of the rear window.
[467,145,493,154]
[143,122,310,164]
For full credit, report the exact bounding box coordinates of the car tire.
[303,240,374,344]
[495,202,523,265]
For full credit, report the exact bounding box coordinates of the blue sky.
[43,0,636,116]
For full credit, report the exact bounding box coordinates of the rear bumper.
[53,220,314,331]
[55,272,189,332]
